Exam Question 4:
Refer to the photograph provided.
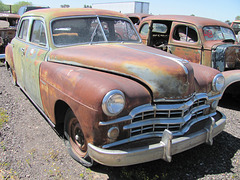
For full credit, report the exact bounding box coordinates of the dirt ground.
[0,64,239,180]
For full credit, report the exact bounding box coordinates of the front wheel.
[64,109,94,167]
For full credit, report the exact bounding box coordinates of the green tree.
[11,1,32,14]
[235,16,240,20]
[0,0,10,12]
[61,4,70,8]
[84,5,92,8]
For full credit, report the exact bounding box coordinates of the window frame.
[30,19,47,46]
[172,24,199,43]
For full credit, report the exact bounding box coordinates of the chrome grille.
[129,97,207,137]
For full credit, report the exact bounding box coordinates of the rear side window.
[18,19,29,40]
[173,25,198,42]
[30,20,46,46]
[140,23,149,36]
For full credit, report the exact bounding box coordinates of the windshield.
[51,16,140,46]
[232,22,240,29]
[203,26,236,41]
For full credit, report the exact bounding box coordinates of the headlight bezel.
[212,74,225,92]
[102,90,125,116]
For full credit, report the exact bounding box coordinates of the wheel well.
[223,81,240,98]
[54,100,70,137]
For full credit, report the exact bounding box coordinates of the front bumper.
[88,111,226,166]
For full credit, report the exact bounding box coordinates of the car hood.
[48,43,197,101]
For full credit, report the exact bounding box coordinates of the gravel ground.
[0,64,239,180]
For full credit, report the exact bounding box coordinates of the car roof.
[142,15,230,28]
[125,13,152,19]
[22,8,127,21]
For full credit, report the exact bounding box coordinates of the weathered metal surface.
[39,61,151,146]
[49,43,199,101]
[141,15,230,29]
[138,15,240,72]
[0,13,20,19]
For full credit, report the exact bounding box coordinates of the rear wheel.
[64,109,94,167]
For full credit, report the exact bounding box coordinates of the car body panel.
[139,15,239,71]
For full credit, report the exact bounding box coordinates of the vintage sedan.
[5,8,226,167]
[138,15,240,72]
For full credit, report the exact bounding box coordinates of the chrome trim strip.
[88,114,226,166]
[102,112,216,149]
[99,93,222,126]
[123,104,210,130]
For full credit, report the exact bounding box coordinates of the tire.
[64,109,94,167]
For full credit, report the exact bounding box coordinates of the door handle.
[21,48,25,55]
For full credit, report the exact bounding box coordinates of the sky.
[3,0,240,22]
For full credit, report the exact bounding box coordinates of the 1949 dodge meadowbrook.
[5,8,226,167]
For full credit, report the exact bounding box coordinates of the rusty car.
[0,13,20,61]
[138,15,240,72]
[231,20,240,42]
[5,8,226,167]
[125,13,152,27]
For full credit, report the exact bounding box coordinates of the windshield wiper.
[90,24,99,44]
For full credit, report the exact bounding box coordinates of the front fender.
[39,61,151,146]
[222,70,240,96]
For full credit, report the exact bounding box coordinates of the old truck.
[5,8,226,167]
[0,13,20,61]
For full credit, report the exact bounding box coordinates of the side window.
[173,25,198,42]
[30,20,46,46]
[140,23,149,36]
[152,23,168,33]
[18,19,29,40]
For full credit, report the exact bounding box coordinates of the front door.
[168,23,202,64]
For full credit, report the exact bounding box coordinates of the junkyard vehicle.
[125,13,152,27]
[138,15,240,72]
[231,20,240,42]
[0,13,20,61]
[5,8,226,167]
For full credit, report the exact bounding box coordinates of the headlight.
[212,74,225,92]
[102,90,125,116]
